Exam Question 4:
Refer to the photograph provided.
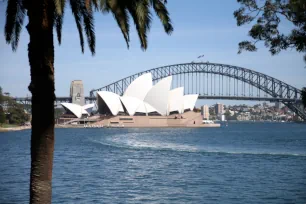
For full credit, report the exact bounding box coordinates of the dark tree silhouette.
[302,88,306,108]
[4,0,173,203]
[234,0,306,62]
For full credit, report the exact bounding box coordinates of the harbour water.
[1,122,306,203]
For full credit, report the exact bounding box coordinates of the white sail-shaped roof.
[120,96,142,116]
[135,101,158,114]
[124,73,153,101]
[61,103,85,118]
[183,94,199,111]
[97,91,124,116]
[82,103,95,114]
[144,76,172,116]
[168,87,184,114]
[135,102,146,113]
[144,102,158,113]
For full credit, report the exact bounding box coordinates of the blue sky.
[0,0,305,106]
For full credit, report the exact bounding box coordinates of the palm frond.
[90,0,99,11]
[54,0,66,45]
[54,0,65,15]
[98,0,109,13]
[107,0,130,48]
[5,0,25,51]
[70,0,85,53]
[81,4,96,55]
[150,0,173,34]
[70,0,95,54]
[85,0,93,11]
[54,13,64,45]
[127,0,152,50]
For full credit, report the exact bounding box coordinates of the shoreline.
[0,126,31,132]
[1,121,304,132]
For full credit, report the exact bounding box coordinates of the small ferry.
[202,120,215,124]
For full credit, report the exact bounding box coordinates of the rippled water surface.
[1,123,306,203]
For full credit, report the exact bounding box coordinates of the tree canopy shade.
[4,0,173,203]
[234,0,306,63]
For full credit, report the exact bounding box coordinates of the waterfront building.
[237,112,251,121]
[201,105,210,120]
[97,73,198,116]
[215,103,224,115]
[228,110,235,116]
[61,103,95,118]
[58,74,216,127]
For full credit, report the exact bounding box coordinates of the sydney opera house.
[96,73,198,117]
[61,103,95,118]
[60,73,218,127]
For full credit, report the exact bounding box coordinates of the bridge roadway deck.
[13,96,301,103]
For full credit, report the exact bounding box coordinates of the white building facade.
[97,73,199,116]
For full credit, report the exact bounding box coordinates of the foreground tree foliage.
[0,87,30,124]
[0,107,5,124]
[6,103,30,124]
[234,0,306,107]
[234,0,306,62]
[4,0,173,203]
[0,86,3,104]
[302,88,306,108]
[0,87,5,124]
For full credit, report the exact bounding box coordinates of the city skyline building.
[215,103,224,115]
[201,105,210,120]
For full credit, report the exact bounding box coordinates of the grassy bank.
[0,124,19,128]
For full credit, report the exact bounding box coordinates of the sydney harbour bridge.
[15,62,306,120]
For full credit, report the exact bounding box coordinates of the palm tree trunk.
[26,0,55,203]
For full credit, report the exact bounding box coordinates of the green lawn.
[0,124,19,128]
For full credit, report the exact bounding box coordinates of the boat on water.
[202,120,215,124]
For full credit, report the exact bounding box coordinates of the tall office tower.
[201,105,210,120]
[70,80,85,106]
[215,103,224,115]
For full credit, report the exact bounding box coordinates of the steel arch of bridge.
[90,62,305,120]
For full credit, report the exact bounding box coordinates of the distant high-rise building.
[215,103,224,115]
[201,105,210,119]
[70,80,85,106]
[275,102,283,109]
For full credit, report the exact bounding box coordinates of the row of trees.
[0,86,30,125]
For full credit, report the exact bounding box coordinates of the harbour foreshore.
[0,126,31,132]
